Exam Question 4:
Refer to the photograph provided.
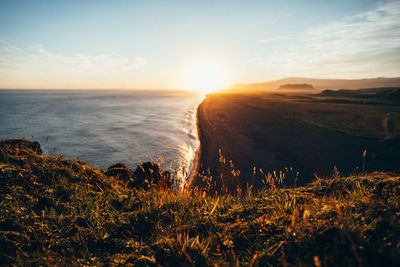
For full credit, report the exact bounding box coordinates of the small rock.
[105,162,134,183]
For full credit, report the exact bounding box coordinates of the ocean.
[0,89,203,183]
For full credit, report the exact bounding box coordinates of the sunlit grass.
[1,139,400,265]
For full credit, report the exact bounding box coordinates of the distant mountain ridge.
[230,77,400,91]
[278,83,315,90]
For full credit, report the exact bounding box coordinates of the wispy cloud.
[257,36,293,44]
[305,1,400,57]
[253,0,400,78]
[0,41,145,75]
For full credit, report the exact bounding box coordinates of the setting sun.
[186,63,226,93]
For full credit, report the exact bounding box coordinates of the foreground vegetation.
[1,139,400,266]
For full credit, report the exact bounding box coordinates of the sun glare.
[186,63,226,93]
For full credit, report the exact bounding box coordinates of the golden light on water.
[185,63,227,93]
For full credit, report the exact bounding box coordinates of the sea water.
[0,89,203,183]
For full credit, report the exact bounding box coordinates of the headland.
[191,89,400,191]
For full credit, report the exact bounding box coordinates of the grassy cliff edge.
[1,139,400,266]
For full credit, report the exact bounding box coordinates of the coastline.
[186,96,205,188]
[185,92,400,190]
[186,141,201,187]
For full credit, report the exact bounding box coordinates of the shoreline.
[186,141,201,187]
[186,96,205,188]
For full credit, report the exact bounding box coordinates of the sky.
[0,0,399,89]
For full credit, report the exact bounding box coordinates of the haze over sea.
[0,89,203,181]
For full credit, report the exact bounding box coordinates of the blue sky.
[0,0,399,89]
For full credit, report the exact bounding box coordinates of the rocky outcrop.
[0,138,42,156]
[106,162,173,189]
[0,139,174,190]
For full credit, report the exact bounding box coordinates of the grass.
[1,139,400,266]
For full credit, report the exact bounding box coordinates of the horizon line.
[1,76,400,91]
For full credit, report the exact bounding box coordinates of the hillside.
[1,139,400,265]
[318,87,400,105]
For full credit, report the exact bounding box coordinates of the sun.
[186,63,226,93]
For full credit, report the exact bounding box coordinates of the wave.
[175,97,202,187]
[0,89,203,186]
